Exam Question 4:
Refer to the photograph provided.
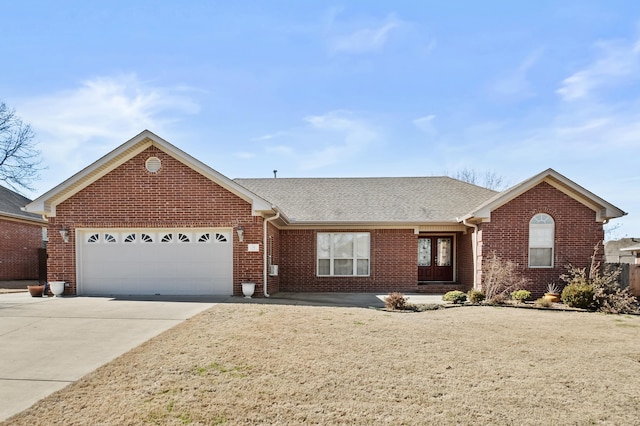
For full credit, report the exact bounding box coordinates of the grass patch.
[6,304,640,425]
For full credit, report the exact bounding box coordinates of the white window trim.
[528,213,555,268]
[317,232,370,277]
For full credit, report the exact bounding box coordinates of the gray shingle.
[0,185,42,221]
[235,177,497,223]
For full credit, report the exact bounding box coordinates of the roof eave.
[281,219,462,227]
[0,211,47,225]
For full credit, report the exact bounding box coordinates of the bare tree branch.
[0,102,42,192]
[446,167,508,191]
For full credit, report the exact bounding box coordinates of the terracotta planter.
[544,293,560,303]
[27,285,45,297]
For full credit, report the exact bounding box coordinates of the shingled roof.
[0,185,45,223]
[235,177,497,224]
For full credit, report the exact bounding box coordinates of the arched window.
[529,213,554,267]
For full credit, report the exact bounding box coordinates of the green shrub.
[412,303,443,312]
[560,243,639,314]
[384,292,407,310]
[467,290,486,304]
[442,290,467,304]
[561,283,595,309]
[510,290,531,303]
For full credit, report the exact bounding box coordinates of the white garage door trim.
[76,228,233,296]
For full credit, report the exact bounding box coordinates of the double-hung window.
[317,232,370,276]
[529,213,554,268]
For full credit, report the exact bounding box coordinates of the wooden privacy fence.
[608,263,640,297]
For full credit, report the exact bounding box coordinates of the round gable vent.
[145,156,162,173]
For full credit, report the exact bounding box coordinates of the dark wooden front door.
[418,236,453,282]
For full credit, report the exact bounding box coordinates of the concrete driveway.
[0,292,224,422]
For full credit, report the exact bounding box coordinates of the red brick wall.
[0,218,42,280]
[456,230,474,292]
[279,228,467,293]
[48,146,261,295]
[478,181,604,297]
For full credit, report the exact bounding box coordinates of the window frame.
[528,213,555,268]
[317,232,370,277]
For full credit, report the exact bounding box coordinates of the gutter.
[458,217,479,290]
[4,210,48,225]
[263,207,281,297]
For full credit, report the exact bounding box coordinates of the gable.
[25,130,273,217]
[57,146,252,222]
[460,169,625,223]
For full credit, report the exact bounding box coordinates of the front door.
[418,236,454,282]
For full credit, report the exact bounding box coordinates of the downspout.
[263,208,281,298]
[459,218,479,291]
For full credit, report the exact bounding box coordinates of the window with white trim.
[529,213,554,268]
[317,232,370,276]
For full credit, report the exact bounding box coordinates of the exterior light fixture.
[59,227,69,243]
[237,225,244,242]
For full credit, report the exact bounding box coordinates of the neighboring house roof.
[605,238,640,263]
[235,177,497,224]
[460,168,626,223]
[25,130,274,217]
[0,184,46,224]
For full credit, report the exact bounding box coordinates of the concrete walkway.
[0,292,223,422]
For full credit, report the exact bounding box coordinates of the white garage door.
[78,228,233,295]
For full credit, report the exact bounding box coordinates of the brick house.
[0,185,46,281]
[25,130,625,297]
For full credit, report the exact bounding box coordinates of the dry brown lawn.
[4,303,640,425]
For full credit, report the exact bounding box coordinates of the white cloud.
[257,111,380,171]
[300,111,379,169]
[251,131,287,142]
[413,114,437,133]
[557,38,640,101]
[266,145,295,156]
[233,151,257,159]
[490,48,543,100]
[328,14,403,54]
[16,74,199,195]
[422,39,437,56]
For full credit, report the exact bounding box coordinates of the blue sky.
[2,1,639,238]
